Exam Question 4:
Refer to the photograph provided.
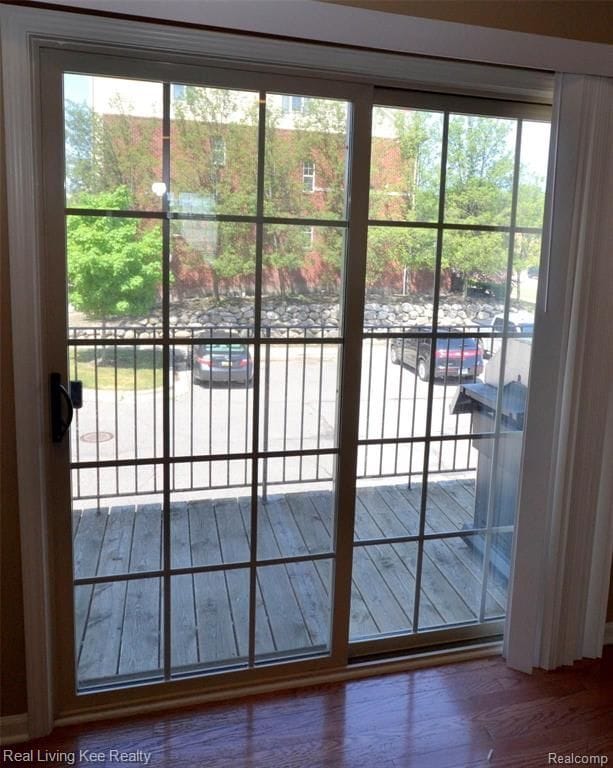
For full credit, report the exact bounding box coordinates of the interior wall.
[0,64,28,717]
[0,2,612,724]
[323,1,613,45]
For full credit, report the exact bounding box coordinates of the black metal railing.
[68,323,522,501]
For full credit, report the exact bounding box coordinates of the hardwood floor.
[17,649,613,767]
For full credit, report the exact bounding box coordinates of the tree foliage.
[67,187,161,320]
[65,87,547,306]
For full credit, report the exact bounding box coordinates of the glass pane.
[511,233,541,310]
[71,464,163,506]
[424,437,523,534]
[170,222,256,336]
[264,94,349,220]
[355,442,425,483]
[440,230,509,318]
[484,530,513,619]
[259,343,340,452]
[354,479,420,540]
[68,343,163,467]
[350,543,418,640]
[370,107,443,222]
[255,559,332,660]
[364,227,437,321]
[170,85,259,216]
[76,578,163,688]
[73,490,163,580]
[64,74,163,210]
[171,341,253,459]
[66,215,163,332]
[425,463,478,535]
[418,536,482,629]
[172,570,250,672]
[262,225,345,326]
[445,114,516,226]
[171,464,252,569]
[516,120,550,229]
[257,458,335,559]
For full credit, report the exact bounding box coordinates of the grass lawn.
[69,347,162,390]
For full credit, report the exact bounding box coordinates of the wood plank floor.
[73,478,509,686]
[17,650,613,767]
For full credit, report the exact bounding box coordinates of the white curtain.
[505,74,613,672]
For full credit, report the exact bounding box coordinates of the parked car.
[475,311,534,358]
[390,328,483,382]
[193,342,253,385]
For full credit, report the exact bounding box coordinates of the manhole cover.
[81,431,114,443]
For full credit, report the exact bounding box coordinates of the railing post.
[261,326,270,502]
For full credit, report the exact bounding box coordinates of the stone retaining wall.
[69,295,508,338]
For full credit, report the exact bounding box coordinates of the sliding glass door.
[41,47,549,710]
[350,93,549,652]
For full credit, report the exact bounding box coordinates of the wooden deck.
[73,478,509,687]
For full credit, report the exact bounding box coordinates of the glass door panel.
[351,101,550,644]
[63,70,350,690]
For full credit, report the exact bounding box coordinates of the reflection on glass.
[64,74,163,210]
[445,114,516,226]
[262,225,345,318]
[76,578,163,688]
[484,530,513,619]
[264,94,349,219]
[350,543,418,640]
[170,221,256,336]
[255,560,332,659]
[170,85,259,215]
[365,227,437,316]
[370,107,443,222]
[259,344,340,452]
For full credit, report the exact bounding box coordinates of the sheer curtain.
[505,74,613,672]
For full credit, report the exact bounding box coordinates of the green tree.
[443,116,516,295]
[367,109,441,292]
[67,187,161,320]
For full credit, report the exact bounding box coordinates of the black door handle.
[50,373,82,443]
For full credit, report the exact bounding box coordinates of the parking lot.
[70,339,482,502]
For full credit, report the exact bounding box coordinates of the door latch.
[50,373,82,443]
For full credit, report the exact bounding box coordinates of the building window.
[282,94,306,114]
[212,136,226,167]
[303,226,315,249]
[302,160,315,192]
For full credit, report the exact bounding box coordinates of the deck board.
[73,478,510,685]
[119,504,162,676]
[79,505,135,681]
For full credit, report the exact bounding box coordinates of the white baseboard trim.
[605,622,613,646]
[0,714,29,745]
